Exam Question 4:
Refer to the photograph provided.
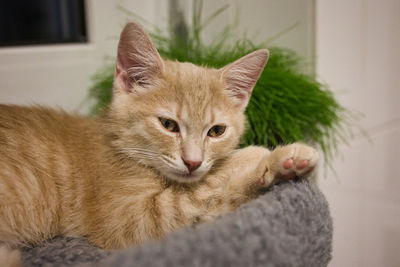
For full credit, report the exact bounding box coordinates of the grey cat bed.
[21,180,332,267]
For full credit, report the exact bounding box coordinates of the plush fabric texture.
[21,180,332,267]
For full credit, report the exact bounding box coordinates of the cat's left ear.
[114,22,164,94]
[219,49,269,109]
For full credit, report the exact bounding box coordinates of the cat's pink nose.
[182,158,202,173]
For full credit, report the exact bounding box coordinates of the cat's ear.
[114,22,163,93]
[219,49,269,109]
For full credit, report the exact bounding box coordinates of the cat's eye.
[159,117,180,133]
[207,125,226,137]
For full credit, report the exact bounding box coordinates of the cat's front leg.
[197,146,275,212]
[202,143,319,210]
[259,142,319,185]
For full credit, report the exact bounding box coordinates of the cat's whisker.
[161,155,175,165]
[119,148,161,163]
[125,148,158,156]
[129,148,158,154]
[161,157,179,170]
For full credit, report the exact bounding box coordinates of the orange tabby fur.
[0,22,318,261]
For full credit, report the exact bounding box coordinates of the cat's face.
[108,22,268,183]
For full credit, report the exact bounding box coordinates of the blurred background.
[0,0,399,266]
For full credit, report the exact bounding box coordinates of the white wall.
[316,0,400,266]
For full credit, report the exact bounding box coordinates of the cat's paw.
[269,143,319,181]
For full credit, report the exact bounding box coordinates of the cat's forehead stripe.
[210,108,215,125]
[176,101,182,122]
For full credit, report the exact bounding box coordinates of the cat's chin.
[164,172,205,184]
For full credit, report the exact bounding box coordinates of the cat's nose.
[181,157,202,173]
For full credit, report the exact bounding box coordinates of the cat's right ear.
[114,22,163,94]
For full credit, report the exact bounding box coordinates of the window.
[0,0,87,47]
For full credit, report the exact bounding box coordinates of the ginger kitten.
[0,21,318,260]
